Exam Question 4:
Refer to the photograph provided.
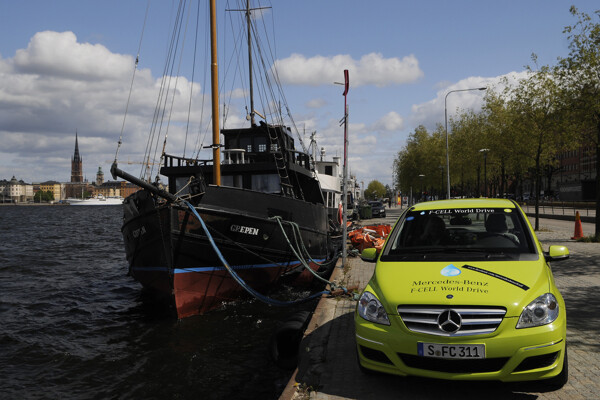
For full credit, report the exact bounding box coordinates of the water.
[0,205,316,399]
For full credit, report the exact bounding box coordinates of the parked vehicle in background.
[368,201,386,218]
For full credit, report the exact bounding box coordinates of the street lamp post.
[480,148,489,197]
[444,87,487,199]
[439,165,444,200]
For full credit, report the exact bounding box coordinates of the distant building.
[120,181,141,198]
[39,181,65,201]
[552,145,597,201]
[96,166,104,186]
[71,132,83,183]
[66,132,90,198]
[92,180,121,198]
[0,176,33,203]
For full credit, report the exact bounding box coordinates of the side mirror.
[360,247,378,263]
[544,245,569,262]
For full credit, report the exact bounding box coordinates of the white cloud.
[306,98,327,109]
[274,53,423,87]
[0,30,219,182]
[13,31,133,81]
[372,111,404,132]
[409,72,529,130]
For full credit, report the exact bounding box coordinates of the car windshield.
[381,207,538,261]
[369,201,383,207]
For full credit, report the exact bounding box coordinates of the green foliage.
[393,7,600,205]
[364,180,386,200]
[393,125,446,195]
[34,190,54,202]
[555,6,600,235]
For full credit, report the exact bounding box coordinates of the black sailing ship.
[112,0,338,318]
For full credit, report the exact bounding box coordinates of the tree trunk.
[534,144,542,231]
[500,159,506,198]
[595,114,600,236]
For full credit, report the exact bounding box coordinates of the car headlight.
[357,291,390,325]
[516,293,559,329]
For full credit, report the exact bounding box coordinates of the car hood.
[373,260,549,317]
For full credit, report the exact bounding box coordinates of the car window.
[381,207,537,262]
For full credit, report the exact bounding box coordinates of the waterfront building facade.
[0,176,34,203]
[39,181,66,201]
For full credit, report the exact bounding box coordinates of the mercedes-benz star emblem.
[437,309,462,333]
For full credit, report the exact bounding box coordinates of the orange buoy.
[571,211,583,240]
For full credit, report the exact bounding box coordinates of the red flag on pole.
[343,69,349,96]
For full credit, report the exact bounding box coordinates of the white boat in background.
[67,194,124,206]
[309,133,343,227]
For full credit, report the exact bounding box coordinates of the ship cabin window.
[270,143,279,152]
[325,165,333,176]
[175,177,193,195]
[240,137,252,153]
[221,175,243,188]
[252,174,281,193]
[323,191,333,208]
[255,136,268,152]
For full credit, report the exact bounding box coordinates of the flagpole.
[341,70,349,268]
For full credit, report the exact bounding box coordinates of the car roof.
[410,198,517,211]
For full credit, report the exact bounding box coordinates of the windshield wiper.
[390,247,509,259]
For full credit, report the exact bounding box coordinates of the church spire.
[71,131,83,183]
[73,131,81,162]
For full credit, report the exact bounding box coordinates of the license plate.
[418,342,485,359]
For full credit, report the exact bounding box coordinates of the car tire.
[545,344,568,389]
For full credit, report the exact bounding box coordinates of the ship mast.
[246,0,255,126]
[210,0,221,185]
[228,0,270,127]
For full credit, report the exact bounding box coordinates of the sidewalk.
[279,218,600,400]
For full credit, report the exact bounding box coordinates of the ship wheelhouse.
[161,121,324,205]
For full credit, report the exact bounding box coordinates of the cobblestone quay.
[280,210,600,400]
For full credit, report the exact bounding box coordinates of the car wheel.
[545,345,568,389]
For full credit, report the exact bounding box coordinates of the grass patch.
[576,235,600,243]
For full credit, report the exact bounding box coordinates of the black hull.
[121,186,334,317]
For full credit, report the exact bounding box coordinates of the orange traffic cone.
[572,211,583,240]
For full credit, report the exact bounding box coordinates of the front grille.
[399,353,509,373]
[513,351,559,372]
[397,305,506,336]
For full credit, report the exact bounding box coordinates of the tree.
[505,61,571,230]
[34,190,54,202]
[394,125,446,198]
[555,6,600,235]
[364,180,386,200]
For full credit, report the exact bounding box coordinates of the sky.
[0,0,598,188]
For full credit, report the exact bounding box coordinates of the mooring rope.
[181,200,336,307]
[269,216,344,291]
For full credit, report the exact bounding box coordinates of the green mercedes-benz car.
[355,198,569,388]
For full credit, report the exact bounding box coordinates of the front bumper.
[355,311,566,382]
